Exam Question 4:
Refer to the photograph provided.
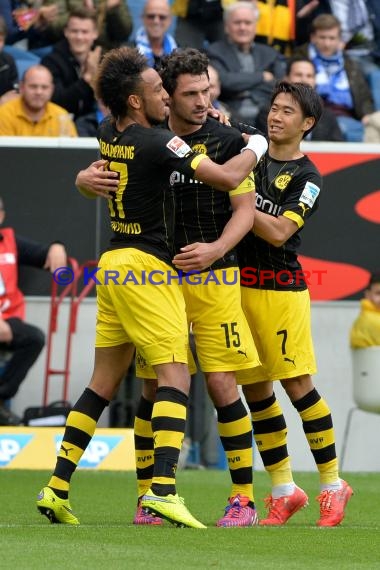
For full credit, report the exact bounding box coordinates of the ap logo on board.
[55,435,123,468]
[0,434,33,466]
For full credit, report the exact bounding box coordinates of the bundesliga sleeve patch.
[299,181,320,208]
[166,136,192,158]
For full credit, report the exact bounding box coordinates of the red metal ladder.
[42,258,98,405]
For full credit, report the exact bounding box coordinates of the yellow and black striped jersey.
[238,153,322,290]
[98,117,203,265]
[168,117,247,271]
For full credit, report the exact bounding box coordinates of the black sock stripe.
[63,426,92,449]
[252,415,287,434]
[247,393,276,412]
[156,386,188,406]
[292,388,320,412]
[73,387,109,419]
[220,432,253,451]
[228,466,253,484]
[54,457,76,482]
[152,417,186,432]
[134,435,154,450]
[259,445,289,467]
[311,443,337,464]
[154,446,181,459]
[303,415,333,433]
[136,466,154,479]
[215,398,247,422]
[136,396,154,421]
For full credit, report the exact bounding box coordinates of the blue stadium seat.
[3,45,40,81]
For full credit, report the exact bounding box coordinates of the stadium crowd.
[0,0,379,141]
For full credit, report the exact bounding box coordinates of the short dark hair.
[310,14,341,34]
[367,272,380,288]
[286,56,316,77]
[66,7,97,27]
[95,46,149,119]
[270,81,323,138]
[159,48,209,96]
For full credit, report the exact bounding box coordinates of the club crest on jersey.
[192,143,207,154]
[167,136,192,158]
[274,174,292,191]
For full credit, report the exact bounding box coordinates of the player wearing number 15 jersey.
[36,46,267,529]
[236,81,352,527]
[134,48,261,527]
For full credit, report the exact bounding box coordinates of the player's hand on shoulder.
[207,107,231,126]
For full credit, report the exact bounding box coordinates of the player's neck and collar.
[268,139,304,162]
[115,109,152,132]
[115,116,137,132]
[167,115,204,137]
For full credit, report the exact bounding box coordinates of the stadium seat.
[340,346,380,469]
[3,46,40,81]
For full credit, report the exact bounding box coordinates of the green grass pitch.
[1,470,379,569]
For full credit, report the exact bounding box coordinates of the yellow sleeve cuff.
[283,210,304,229]
[190,153,209,171]
[229,173,255,196]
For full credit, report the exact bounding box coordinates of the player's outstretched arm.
[194,134,267,191]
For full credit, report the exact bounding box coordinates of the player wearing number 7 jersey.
[36,46,267,529]
[236,81,353,527]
